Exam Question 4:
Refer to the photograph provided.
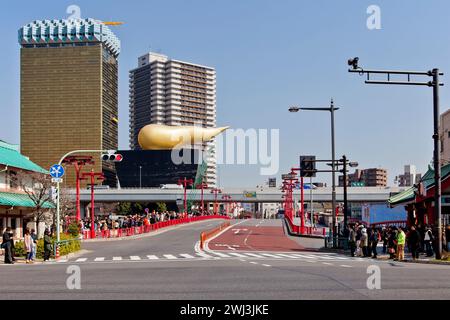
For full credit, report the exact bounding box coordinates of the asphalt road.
[1,219,450,300]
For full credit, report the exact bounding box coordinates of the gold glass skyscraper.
[18,19,120,187]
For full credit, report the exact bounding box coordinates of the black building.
[115,149,200,188]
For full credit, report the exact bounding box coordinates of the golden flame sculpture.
[138,124,229,150]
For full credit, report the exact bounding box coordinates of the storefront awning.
[0,192,54,209]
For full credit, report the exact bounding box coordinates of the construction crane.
[103,22,124,26]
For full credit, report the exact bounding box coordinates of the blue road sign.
[49,164,65,179]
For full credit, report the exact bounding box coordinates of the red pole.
[75,163,81,222]
[184,180,187,214]
[90,171,95,239]
[300,176,304,234]
[201,184,204,214]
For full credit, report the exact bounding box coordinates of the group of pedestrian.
[23,228,37,263]
[347,224,381,259]
[348,223,440,261]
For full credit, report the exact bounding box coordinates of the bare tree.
[16,171,53,237]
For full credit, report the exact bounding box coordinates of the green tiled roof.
[0,192,54,208]
[388,186,415,207]
[388,163,450,207]
[0,141,47,173]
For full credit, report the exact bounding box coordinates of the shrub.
[67,221,80,237]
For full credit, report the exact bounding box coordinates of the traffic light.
[300,155,316,177]
[101,152,123,162]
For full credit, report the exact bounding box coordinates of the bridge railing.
[81,215,230,240]
[284,216,327,237]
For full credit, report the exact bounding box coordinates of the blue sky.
[1,0,449,187]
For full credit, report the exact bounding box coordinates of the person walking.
[1,227,14,264]
[43,229,52,262]
[424,226,434,257]
[30,229,37,262]
[370,227,380,259]
[445,225,450,252]
[24,229,33,263]
[360,227,369,257]
[396,226,406,261]
[407,226,421,260]
[348,225,356,257]
[382,227,388,254]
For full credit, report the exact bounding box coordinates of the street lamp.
[289,99,340,247]
[348,57,444,259]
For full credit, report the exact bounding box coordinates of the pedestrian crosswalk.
[51,251,359,264]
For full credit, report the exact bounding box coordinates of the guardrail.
[284,216,327,237]
[199,221,231,249]
[81,215,230,240]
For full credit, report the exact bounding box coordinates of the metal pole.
[139,166,142,189]
[300,176,304,234]
[330,99,337,247]
[343,155,349,236]
[56,181,60,242]
[433,68,442,259]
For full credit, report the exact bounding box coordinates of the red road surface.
[208,223,306,252]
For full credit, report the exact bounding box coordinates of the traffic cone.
[55,244,60,260]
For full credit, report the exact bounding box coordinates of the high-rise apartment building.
[19,19,120,187]
[339,168,388,187]
[396,165,421,187]
[129,52,217,186]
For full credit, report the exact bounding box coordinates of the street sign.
[51,178,63,183]
[49,164,65,179]
[281,174,296,180]
[351,181,365,187]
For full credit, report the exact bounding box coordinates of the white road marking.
[290,254,317,259]
[228,252,248,258]
[196,252,214,259]
[241,253,265,258]
[56,259,68,263]
[276,254,299,259]
[112,256,122,261]
[130,256,141,260]
[260,253,284,259]
[75,258,87,262]
[209,251,231,258]
[322,262,333,266]
[164,254,177,260]
[147,255,159,260]
[340,265,352,268]
[94,257,105,262]
[249,261,258,265]
[179,254,195,259]
[262,264,271,267]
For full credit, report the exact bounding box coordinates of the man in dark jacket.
[408,226,421,260]
[2,227,14,264]
[43,229,53,262]
[370,227,379,259]
[348,225,356,257]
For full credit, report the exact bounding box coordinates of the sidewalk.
[320,247,450,265]
[0,249,90,265]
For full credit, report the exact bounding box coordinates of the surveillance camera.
[348,57,359,70]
